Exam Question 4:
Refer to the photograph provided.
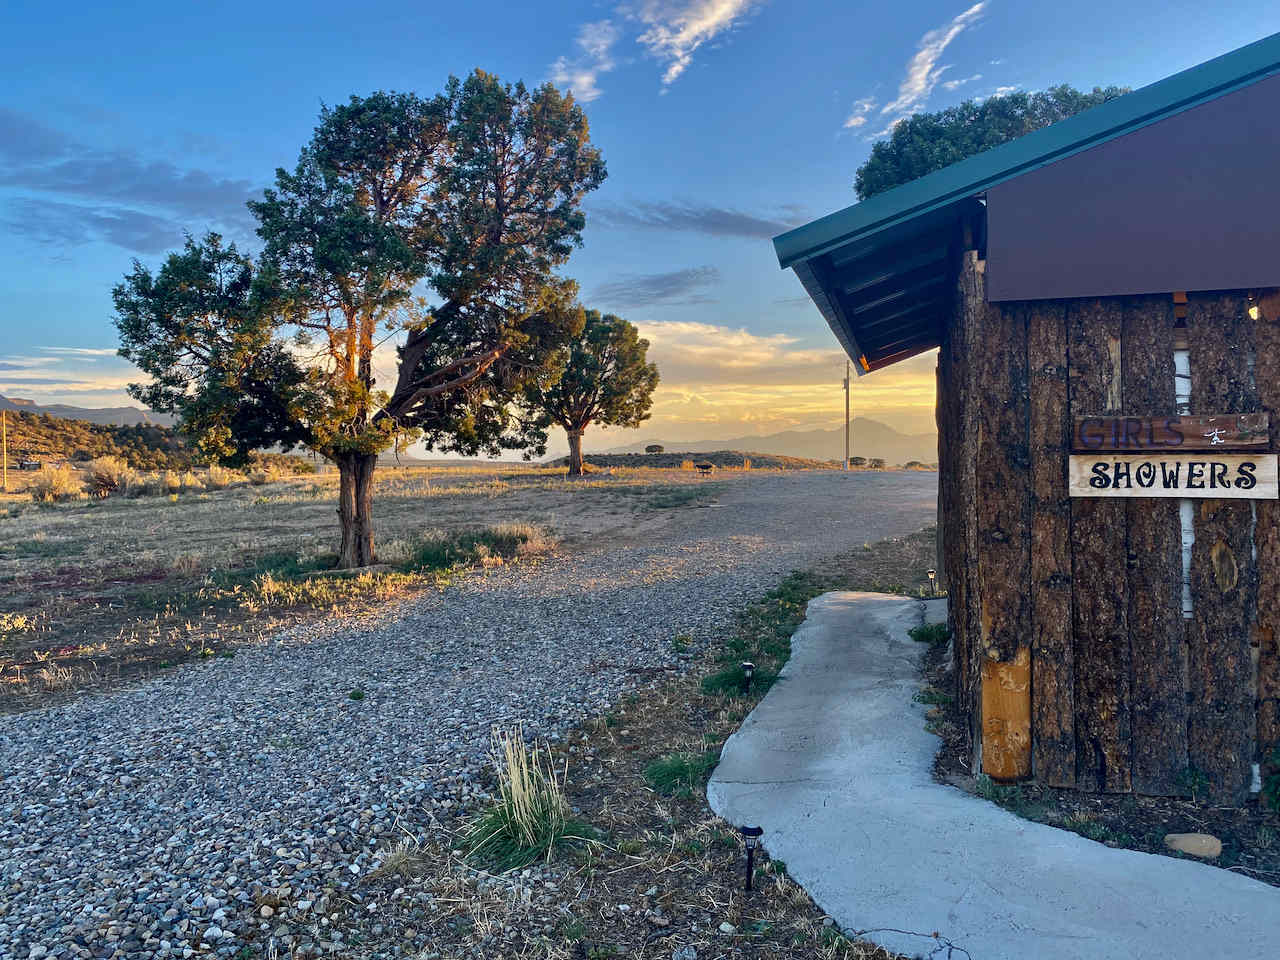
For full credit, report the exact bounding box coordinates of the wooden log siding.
[1068,299,1132,792]
[1122,296,1188,794]
[1028,300,1075,786]
[1186,293,1258,804]
[1256,290,1280,777]
[972,286,1032,780]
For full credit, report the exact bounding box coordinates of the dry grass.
[0,463,730,710]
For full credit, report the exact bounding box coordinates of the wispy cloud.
[942,72,983,91]
[0,106,258,255]
[848,3,987,138]
[550,20,620,103]
[631,0,764,88]
[992,84,1019,96]
[880,3,986,117]
[591,200,805,239]
[551,2,764,100]
[40,347,119,357]
[593,266,721,308]
[843,96,877,129]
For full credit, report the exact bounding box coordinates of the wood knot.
[1210,540,1238,593]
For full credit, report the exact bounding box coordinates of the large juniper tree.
[525,309,659,477]
[855,84,1128,199]
[116,73,605,567]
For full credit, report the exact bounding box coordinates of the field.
[0,461,784,710]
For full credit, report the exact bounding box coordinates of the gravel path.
[0,471,935,959]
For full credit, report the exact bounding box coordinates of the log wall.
[939,261,1278,802]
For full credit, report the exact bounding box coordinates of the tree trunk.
[566,427,586,477]
[336,452,378,568]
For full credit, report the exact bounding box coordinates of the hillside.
[0,394,175,427]
[549,450,834,471]
[599,417,936,465]
[0,408,194,469]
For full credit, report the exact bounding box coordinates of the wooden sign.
[1073,414,1269,451]
[1069,454,1279,499]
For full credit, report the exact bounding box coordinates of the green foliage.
[349,689,365,701]
[908,622,950,646]
[644,750,720,797]
[1177,766,1211,803]
[855,85,1130,199]
[525,307,660,471]
[701,664,777,697]
[400,525,541,572]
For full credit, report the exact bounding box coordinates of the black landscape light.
[926,569,937,596]
[740,661,755,694]
[739,825,763,891]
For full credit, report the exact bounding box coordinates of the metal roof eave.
[774,30,1280,270]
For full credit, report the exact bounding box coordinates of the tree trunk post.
[336,452,378,568]
[567,428,585,477]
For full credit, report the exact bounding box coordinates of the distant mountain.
[598,417,937,465]
[0,394,175,427]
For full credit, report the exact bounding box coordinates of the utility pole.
[843,359,850,471]
[2,408,7,493]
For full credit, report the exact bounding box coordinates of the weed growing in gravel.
[401,523,551,572]
[465,727,597,872]
[644,749,720,797]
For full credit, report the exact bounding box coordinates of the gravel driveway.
[0,470,935,959]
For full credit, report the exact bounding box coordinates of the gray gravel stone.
[0,472,935,956]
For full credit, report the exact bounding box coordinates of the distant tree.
[526,309,659,477]
[854,85,1129,199]
[850,456,867,467]
[869,457,886,469]
[645,444,664,454]
[118,74,605,567]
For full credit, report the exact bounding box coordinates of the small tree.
[645,444,664,454]
[849,456,867,468]
[117,74,605,567]
[855,85,1129,199]
[526,309,659,477]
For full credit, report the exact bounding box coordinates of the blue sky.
[2,1,1277,448]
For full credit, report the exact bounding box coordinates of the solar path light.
[740,661,755,694]
[926,569,937,596]
[739,825,763,891]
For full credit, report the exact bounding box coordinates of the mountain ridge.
[0,394,175,427]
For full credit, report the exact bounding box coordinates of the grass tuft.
[464,727,596,872]
[644,749,720,797]
[907,622,950,646]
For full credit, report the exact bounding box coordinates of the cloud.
[39,347,119,357]
[0,106,258,254]
[880,3,986,118]
[550,19,620,103]
[844,96,877,129]
[591,200,805,239]
[942,72,982,91]
[630,0,763,87]
[992,84,1019,96]
[593,266,721,308]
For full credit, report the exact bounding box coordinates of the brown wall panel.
[1028,301,1075,787]
[1185,293,1257,804]
[1121,296,1188,794]
[1068,299,1132,792]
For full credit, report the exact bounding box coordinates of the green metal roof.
[776,30,1280,270]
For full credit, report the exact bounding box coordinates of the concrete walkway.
[708,592,1279,960]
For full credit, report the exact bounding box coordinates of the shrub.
[645,444,664,454]
[463,727,595,872]
[162,470,181,494]
[179,470,205,492]
[869,458,886,469]
[85,456,137,498]
[644,750,720,797]
[908,622,950,646]
[204,464,242,490]
[742,456,752,470]
[680,459,695,470]
[850,456,867,467]
[30,465,83,502]
[248,468,277,486]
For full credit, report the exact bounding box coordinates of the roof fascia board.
[774,31,1280,269]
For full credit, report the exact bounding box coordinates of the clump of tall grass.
[400,523,553,572]
[29,465,83,503]
[464,727,596,872]
[179,470,205,492]
[162,470,182,494]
